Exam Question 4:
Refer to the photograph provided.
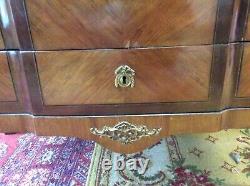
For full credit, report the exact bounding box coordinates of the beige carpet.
[87,129,250,186]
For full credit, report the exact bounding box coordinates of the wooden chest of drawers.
[1,0,250,153]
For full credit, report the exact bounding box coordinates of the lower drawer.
[35,46,212,106]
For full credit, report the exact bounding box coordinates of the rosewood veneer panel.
[0,53,16,102]
[25,0,218,50]
[36,46,212,105]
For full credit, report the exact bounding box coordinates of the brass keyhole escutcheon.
[115,65,135,88]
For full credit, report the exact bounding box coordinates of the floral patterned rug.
[0,129,249,186]
[0,133,94,185]
[87,129,250,186]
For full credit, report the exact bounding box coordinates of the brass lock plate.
[115,65,135,88]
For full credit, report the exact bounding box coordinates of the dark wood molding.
[231,0,250,42]
[221,43,244,108]
[209,44,229,109]
[244,0,250,41]
[0,0,33,50]
[231,43,245,100]
[230,43,250,107]
[214,0,235,44]
[20,52,43,113]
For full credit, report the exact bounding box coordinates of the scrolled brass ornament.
[115,65,135,88]
[90,121,161,145]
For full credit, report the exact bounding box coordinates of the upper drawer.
[0,52,16,102]
[35,46,212,105]
[25,0,218,50]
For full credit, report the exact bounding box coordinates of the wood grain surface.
[0,107,249,153]
[230,0,249,42]
[34,114,221,154]
[25,0,218,49]
[0,53,16,102]
[1,0,34,50]
[0,51,31,113]
[36,46,212,105]
[0,31,4,49]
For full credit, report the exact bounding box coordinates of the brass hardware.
[115,65,135,88]
[90,121,161,145]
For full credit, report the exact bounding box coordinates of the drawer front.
[0,53,16,102]
[237,44,250,97]
[26,0,218,50]
[36,46,212,105]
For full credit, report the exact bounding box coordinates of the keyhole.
[122,76,127,85]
